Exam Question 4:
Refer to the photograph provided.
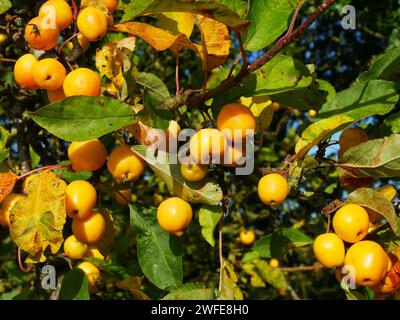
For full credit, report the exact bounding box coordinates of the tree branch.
[175,0,335,110]
[280,264,325,273]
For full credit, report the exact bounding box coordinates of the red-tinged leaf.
[0,172,17,203]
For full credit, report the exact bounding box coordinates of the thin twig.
[285,0,304,37]
[71,0,78,20]
[175,49,180,95]
[0,58,17,63]
[280,264,325,273]
[18,164,64,180]
[18,248,31,273]
[58,32,79,54]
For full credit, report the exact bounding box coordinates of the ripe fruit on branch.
[72,211,106,244]
[107,145,145,182]
[0,194,23,227]
[77,261,101,293]
[103,0,119,13]
[217,103,256,141]
[38,0,73,31]
[308,109,317,117]
[344,240,388,286]
[47,87,65,103]
[240,230,255,245]
[33,58,66,90]
[332,204,369,243]
[63,68,102,97]
[338,127,369,159]
[271,102,281,112]
[269,259,280,268]
[157,197,192,236]
[66,180,97,220]
[63,235,87,260]
[25,16,60,51]
[68,139,107,172]
[258,173,289,206]
[313,233,345,268]
[115,190,132,205]
[189,128,226,164]
[77,7,108,42]
[13,54,38,90]
[85,245,106,261]
[180,162,208,182]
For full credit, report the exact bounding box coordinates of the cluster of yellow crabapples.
[313,203,400,297]
[13,0,119,101]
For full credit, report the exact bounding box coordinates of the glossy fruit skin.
[66,33,90,52]
[25,16,60,50]
[217,103,256,141]
[72,211,106,244]
[103,0,119,13]
[223,142,246,167]
[115,190,132,205]
[63,235,87,260]
[63,68,102,97]
[33,58,66,90]
[13,54,39,90]
[157,197,192,235]
[180,162,208,182]
[338,127,369,158]
[332,204,369,243]
[39,0,73,31]
[85,245,105,260]
[47,87,65,103]
[240,230,255,245]
[313,233,345,268]
[344,240,389,287]
[258,173,289,206]
[66,180,97,220]
[271,102,281,112]
[107,145,145,182]
[77,7,108,42]
[68,139,107,172]
[77,261,101,293]
[308,109,317,117]
[189,128,226,164]
[372,253,400,294]
[0,194,23,227]
[269,259,280,268]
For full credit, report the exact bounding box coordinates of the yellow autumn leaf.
[0,171,17,203]
[96,42,131,94]
[116,276,151,300]
[9,171,67,263]
[113,22,195,52]
[295,115,355,158]
[377,185,397,202]
[195,15,231,70]
[158,12,195,38]
[241,95,273,133]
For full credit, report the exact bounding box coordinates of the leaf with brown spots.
[9,171,67,263]
[0,171,17,203]
[338,134,400,178]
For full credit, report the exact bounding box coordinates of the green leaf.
[0,150,8,163]
[59,269,90,300]
[357,48,400,83]
[219,261,243,300]
[29,96,136,142]
[345,188,400,236]
[60,170,93,183]
[129,205,183,290]
[384,112,400,133]
[198,205,222,247]
[295,115,354,158]
[212,55,313,107]
[338,134,400,179]
[253,259,286,290]
[132,145,223,205]
[0,0,11,15]
[122,0,248,28]
[12,287,35,300]
[317,80,398,120]
[253,228,312,258]
[137,72,172,130]
[243,0,294,51]
[0,126,8,149]
[87,258,130,281]
[29,145,40,168]
[163,283,214,300]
